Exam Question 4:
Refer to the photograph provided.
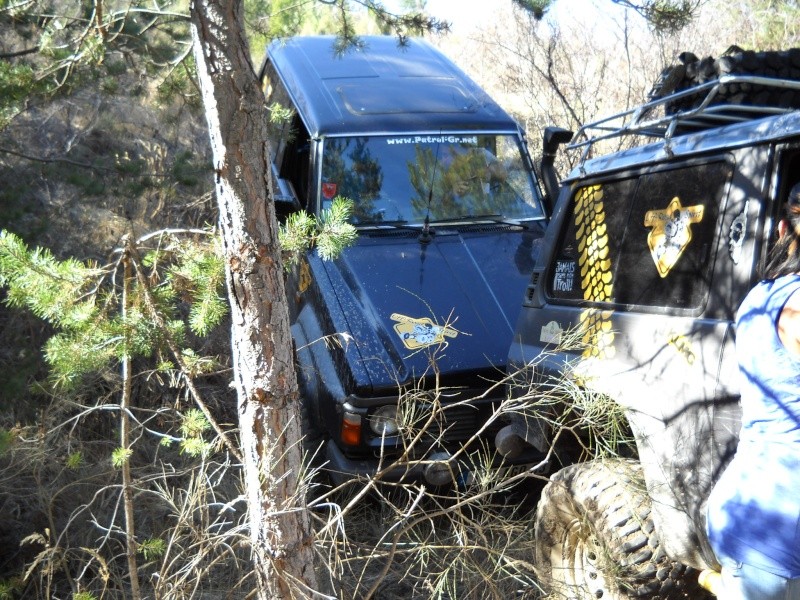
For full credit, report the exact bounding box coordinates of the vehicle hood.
[321,224,545,394]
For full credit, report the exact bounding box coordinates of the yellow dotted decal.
[644,196,704,278]
[573,185,615,360]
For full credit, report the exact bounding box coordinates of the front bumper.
[324,438,549,487]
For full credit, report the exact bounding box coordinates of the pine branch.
[279,196,357,267]
[124,236,243,463]
[0,46,41,58]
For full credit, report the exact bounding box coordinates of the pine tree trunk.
[189,2,318,597]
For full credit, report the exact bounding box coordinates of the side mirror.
[271,163,302,220]
[541,127,573,216]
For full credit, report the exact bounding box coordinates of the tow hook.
[495,419,553,459]
[424,451,455,486]
[495,423,528,458]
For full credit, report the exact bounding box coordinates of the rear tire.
[534,459,708,599]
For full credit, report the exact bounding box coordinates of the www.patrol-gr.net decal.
[644,196,704,278]
[390,313,458,350]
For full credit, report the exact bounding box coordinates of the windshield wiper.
[430,214,528,228]
[459,213,503,220]
[357,219,413,228]
[357,219,431,235]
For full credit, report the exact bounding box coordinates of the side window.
[260,60,310,210]
[774,150,800,236]
[279,114,311,209]
[760,150,800,273]
[549,160,732,311]
[778,152,800,195]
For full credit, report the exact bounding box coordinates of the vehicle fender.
[572,323,737,571]
[292,303,348,432]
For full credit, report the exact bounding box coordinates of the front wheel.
[534,459,708,599]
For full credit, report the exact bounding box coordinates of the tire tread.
[534,459,711,599]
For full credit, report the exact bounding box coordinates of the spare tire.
[534,459,709,599]
[662,48,800,115]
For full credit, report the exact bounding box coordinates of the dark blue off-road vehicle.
[257,36,549,485]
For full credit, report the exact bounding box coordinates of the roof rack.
[569,74,800,160]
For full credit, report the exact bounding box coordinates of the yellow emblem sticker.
[390,313,458,350]
[298,260,312,294]
[644,197,704,278]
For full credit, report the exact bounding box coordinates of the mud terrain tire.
[534,459,707,599]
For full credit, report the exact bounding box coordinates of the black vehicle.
[508,50,800,599]
[257,36,550,485]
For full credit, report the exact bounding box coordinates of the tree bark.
[189,1,317,597]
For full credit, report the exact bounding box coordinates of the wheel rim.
[556,517,616,599]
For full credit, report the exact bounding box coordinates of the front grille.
[401,401,501,444]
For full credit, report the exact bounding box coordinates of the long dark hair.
[764,183,800,279]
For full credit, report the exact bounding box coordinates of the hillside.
[0,78,214,259]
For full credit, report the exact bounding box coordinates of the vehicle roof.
[262,35,520,138]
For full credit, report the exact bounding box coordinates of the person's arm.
[778,288,800,355]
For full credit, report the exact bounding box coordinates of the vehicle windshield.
[320,134,545,225]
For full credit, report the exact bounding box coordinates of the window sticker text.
[385,135,479,146]
[553,260,576,292]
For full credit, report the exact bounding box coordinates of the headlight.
[369,405,399,436]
